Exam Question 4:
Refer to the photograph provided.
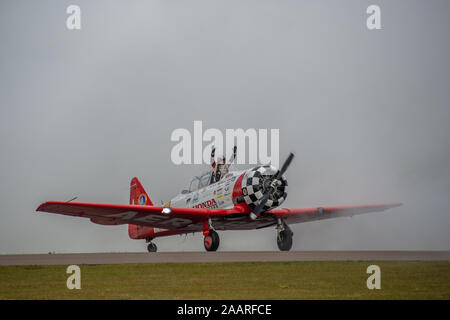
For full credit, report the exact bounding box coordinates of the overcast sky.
[1,0,449,253]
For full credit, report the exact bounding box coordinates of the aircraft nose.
[241,165,288,212]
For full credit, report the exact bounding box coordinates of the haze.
[1,0,449,253]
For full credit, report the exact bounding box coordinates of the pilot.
[210,145,237,183]
[215,156,227,182]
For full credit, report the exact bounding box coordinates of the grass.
[0,261,449,299]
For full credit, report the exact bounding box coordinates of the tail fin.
[129,177,153,206]
[128,177,154,239]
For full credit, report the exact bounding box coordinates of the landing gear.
[204,230,220,252]
[147,242,157,252]
[276,218,293,251]
[277,230,293,251]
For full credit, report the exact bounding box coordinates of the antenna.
[66,196,78,203]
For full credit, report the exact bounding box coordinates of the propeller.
[250,153,294,220]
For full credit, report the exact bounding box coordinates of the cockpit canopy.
[182,171,213,194]
[181,157,233,194]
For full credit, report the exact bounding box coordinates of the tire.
[204,230,220,252]
[277,230,293,251]
[147,243,157,252]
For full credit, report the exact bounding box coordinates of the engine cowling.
[241,165,288,212]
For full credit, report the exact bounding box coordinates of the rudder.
[129,177,153,206]
[128,177,154,239]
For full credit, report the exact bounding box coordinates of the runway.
[1,251,449,265]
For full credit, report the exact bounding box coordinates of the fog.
[1,0,449,253]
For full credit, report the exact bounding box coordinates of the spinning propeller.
[249,153,295,220]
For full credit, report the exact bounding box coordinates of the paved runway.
[1,251,449,265]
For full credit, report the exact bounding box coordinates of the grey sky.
[1,0,449,253]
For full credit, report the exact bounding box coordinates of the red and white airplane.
[36,151,401,252]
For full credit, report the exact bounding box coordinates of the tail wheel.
[204,230,220,252]
[277,230,293,251]
[147,242,157,252]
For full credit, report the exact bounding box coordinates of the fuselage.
[169,170,246,210]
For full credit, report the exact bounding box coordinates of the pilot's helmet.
[218,157,227,173]
[216,156,224,166]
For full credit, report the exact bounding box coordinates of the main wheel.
[147,242,157,252]
[204,230,220,252]
[277,230,293,251]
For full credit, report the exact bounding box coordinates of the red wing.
[266,203,402,224]
[36,201,239,230]
[37,201,402,231]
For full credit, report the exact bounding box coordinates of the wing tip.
[36,202,49,212]
[36,200,63,212]
[390,202,403,208]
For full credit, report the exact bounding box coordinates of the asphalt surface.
[0,251,449,265]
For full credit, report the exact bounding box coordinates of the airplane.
[36,151,402,252]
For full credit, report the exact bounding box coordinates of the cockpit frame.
[186,171,214,193]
